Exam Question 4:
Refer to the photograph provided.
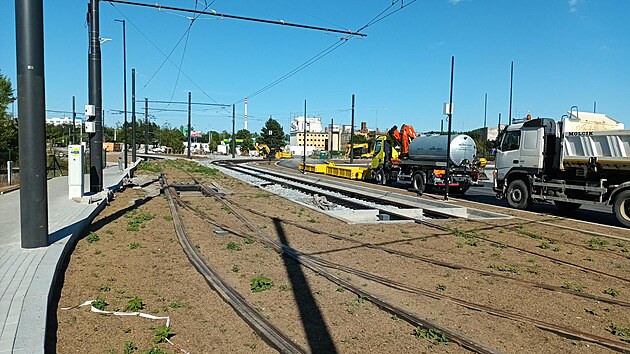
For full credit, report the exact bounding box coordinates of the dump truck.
[493,109,630,227]
[371,125,480,195]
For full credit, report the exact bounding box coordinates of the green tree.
[235,129,254,154]
[0,71,18,161]
[258,118,285,150]
[160,126,185,154]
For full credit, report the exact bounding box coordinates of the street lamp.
[114,19,128,168]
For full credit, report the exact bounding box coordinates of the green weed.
[413,327,449,344]
[232,264,240,273]
[86,232,100,243]
[136,161,162,173]
[153,324,175,343]
[538,242,551,249]
[279,284,291,292]
[227,242,242,251]
[92,296,108,311]
[587,238,609,248]
[100,285,111,292]
[125,210,154,231]
[142,348,165,354]
[244,237,255,245]
[562,281,585,292]
[336,286,346,292]
[489,264,519,274]
[250,275,273,293]
[129,242,140,250]
[604,288,620,298]
[609,323,630,342]
[347,296,365,315]
[125,296,144,311]
[435,284,447,292]
[123,341,137,354]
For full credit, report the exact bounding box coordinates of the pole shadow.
[272,217,338,354]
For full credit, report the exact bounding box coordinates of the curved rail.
[160,174,307,354]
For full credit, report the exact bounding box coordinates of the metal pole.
[302,99,307,173]
[329,118,333,157]
[15,0,49,248]
[72,96,76,143]
[508,61,513,123]
[445,56,454,201]
[144,97,148,154]
[231,104,235,158]
[350,94,355,164]
[115,19,128,169]
[440,119,444,133]
[131,68,136,162]
[483,93,488,128]
[498,113,502,131]
[72,96,77,144]
[593,101,597,113]
[187,92,192,159]
[88,0,103,193]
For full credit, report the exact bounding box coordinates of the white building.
[290,116,323,133]
[47,116,82,127]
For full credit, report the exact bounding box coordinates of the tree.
[235,129,254,154]
[258,118,285,150]
[160,126,185,154]
[0,72,18,161]
[0,71,14,118]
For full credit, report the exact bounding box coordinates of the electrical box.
[443,103,453,115]
[85,104,95,117]
[85,121,96,133]
[68,145,84,199]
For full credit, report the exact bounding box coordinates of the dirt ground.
[55,159,630,353]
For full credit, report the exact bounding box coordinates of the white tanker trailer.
[369,129,480,195]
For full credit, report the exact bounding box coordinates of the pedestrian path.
[0,162,137,353]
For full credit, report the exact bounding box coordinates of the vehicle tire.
[506,179,531,209]
[411,172,425,196]
[554,200,581,211]
[613,190,630,228]
[374,169,387,185]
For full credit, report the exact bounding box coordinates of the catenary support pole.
[329,118,333,157]
[72,96,76,143]
[88,0,103,193]
[15,0,49,248]
[302,99,307,173]
[484,93,488,128]
[231,104,235,158]
[350,94,355,164]
[187,92,192,159]
[144,97,148,154]
[115,19,128,168]
[508,61,513,124]
[445,56,455,201]
[132,68,136,162]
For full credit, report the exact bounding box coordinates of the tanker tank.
[407,134,477,167]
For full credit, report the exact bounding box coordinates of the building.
[46,116,82,127]
[480,125,507,142]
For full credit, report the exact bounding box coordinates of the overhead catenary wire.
[234,0,416,103]
[108,2,220,103]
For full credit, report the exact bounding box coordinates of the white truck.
[493,110,630,227]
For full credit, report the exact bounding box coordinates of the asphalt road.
[464,181,620,228]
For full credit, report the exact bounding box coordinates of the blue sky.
[1,0,629,135]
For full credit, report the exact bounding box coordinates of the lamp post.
[114,19,128,168]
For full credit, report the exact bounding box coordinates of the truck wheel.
[506,179,531,209]
[613,190,630,228]
[412,172,425,196]
[374,169,387,185]
[554,201,581,211]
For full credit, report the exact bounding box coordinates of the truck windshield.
[501,131,521,151]
[374,140,382,154]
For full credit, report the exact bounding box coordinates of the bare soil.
[55,159,630,353]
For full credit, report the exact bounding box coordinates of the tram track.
[164,167,630,353]
[213,160,630,292]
